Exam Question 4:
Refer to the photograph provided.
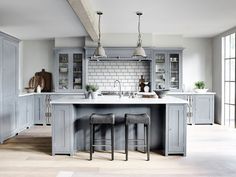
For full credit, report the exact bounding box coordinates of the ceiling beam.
[67,0,98,41]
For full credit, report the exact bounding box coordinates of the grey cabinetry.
[193,95,214,124]
[17,95,34,132]
[54,48,84,92]
[153,49,183,91]
[166,104,186,156]
[0,32,19,143]
[52,105,74,155]
[34,95,45,125]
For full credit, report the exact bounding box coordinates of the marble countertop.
[168,91,216,95]
[50,95,188,105]
[18,92,84,97]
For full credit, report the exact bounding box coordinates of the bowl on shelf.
[153,89,170,98]
[194,88,208,93]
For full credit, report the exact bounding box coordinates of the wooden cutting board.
[35,69,52,92]
[29,75,45,91]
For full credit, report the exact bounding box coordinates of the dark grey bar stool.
[125,113,150,161]
[90,113,115,160]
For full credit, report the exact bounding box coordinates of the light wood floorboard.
[0,125,236,177]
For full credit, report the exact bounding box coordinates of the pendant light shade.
[133,12,146,58]
[94,11,107,58]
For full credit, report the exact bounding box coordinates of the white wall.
[20,40,54,91]
[182,38,212,91]
[19,35,213,93]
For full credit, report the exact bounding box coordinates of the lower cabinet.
[193,95,214,124]
[34,95,45,125]
[17,95,34,132]
[166,104,186,156]
[52,104,74,155]
[169,93,215,125]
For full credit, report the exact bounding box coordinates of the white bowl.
[194,89,208,93]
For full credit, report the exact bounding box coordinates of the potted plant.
[85,84,99,99]
[194,81,208,93]
[90,85,99,99]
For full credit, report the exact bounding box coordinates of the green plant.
[91,85,99,92]
[85,84,92,92]
[194,81,205,89]
[85,84,99,92]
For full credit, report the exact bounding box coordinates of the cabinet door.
[34,95,45,125]
[153,52,168,89]
[27,96,34,127]
[72,52,83,91]
[2,39,18,139]
[52,105,74,155]
[193,95,214,124]
[18,97,27,131]
[168,52,182,91]
[166,105,186,155]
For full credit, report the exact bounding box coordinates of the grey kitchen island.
[51,95,188,156]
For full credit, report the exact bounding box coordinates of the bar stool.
[125,113,150,161]
[90,113,115,160]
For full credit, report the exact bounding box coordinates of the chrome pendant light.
[94,11,107,58]
[133,12,146,58]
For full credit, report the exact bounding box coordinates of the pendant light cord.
[138,13,142,45]
[98,13,101,44]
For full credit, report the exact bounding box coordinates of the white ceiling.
[0,0,87,39]
[0,0,236,39]
[90,0,236,37]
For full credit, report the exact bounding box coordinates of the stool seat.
[90,113,115,124]
[125,113,150,125]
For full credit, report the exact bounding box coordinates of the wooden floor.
[0,125,236,177]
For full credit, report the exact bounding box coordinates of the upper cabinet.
[152,49,183,91]
[54,48,85,92]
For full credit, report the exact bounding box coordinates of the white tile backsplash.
[88,61,150,91]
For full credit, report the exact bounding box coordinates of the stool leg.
[125,124,128,161]
[93,125,95,153]
[111,124,114,160]
[90,124,93,160]
[146,124,150,161]
[144,124,146,153]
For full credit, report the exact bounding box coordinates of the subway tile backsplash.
[88,61,150,91]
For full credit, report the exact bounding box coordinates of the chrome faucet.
[114,80,122,98]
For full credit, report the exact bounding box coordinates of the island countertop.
[50,95,188,105]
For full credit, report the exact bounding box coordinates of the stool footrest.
[92,144,112,147]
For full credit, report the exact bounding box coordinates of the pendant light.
[133,12,146,58]
[94,11,107,58]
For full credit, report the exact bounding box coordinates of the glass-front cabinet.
[54,48,84,92]
[153,50,182,91]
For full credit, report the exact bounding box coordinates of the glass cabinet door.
[73,53,83,90]
[169,53,180,90]
[58,54,69,90]
[154,53,167,89]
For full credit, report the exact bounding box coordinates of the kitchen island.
[51,95,188,156]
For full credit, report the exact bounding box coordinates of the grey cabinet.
[18,97,27,132]
[34,95,45,125]
[152,49,183,91]
[0,32,19,143]
[17,95,34,132]
[52,104,74,155]
[166,104,186,156]
[54,48,85,92]
[193,95,214,124]
[169,93,215,125]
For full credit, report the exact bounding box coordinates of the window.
[222,33,236,128]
